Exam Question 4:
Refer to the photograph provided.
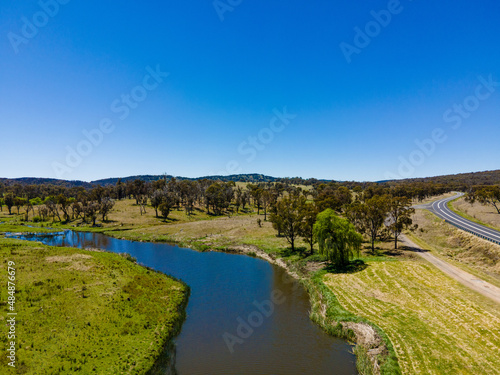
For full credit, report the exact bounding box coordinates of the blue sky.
[1,0,499,181]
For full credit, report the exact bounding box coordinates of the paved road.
[425,192,500,246]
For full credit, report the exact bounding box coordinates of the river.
[10,230,357,375]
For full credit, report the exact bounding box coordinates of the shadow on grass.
[162,217,179,223]
[324,259,368,274]
[280,246,308,258]
[400,244,430,253]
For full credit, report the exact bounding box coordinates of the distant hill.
[0,177,93,189]
[0,173,297,188]
[91,173,280,186]
[384,169,500,187]
[2,170,499,189]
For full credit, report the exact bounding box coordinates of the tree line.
[1,177,462,269]
[268,187,417,261]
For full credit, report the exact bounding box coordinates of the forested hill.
[0,177,93,189]
[385,170,500,187]
[0,174,326,187]
[92,173,282,185]
[1,169,499,188]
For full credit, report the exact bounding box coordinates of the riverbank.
[0,236,189,374]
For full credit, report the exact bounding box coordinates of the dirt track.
[400,234,500,304]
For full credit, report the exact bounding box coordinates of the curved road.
[408,192,500,304]
[428,192,500,246]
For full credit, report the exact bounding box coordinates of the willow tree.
[313,209,363,268]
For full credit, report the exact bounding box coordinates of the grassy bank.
[0,237,189,374]
[323,258,500,375]
[306,265,401,375]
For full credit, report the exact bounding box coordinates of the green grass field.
[0,237,188,374]
[324,259,500,375]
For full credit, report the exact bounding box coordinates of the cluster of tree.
[346,195,416,251]
[0,176,441,244]
[268,188,417,268]
[0,187,114,226]
[0,177,314,225]
[465,185,500,214]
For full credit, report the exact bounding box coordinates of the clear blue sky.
[1,0,499,182]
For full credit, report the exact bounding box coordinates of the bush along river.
[9,230,358,375]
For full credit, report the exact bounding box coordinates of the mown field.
[0,237,188,374]
[324,259,500,375]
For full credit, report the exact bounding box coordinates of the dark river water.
[10,230,357,375]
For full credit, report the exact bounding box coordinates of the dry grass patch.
[324,259,500,375]
[45,254,93,263]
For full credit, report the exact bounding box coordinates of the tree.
[4,193,14,215]
[158,189,176,219]
[44,197,61,222]
[205,182,233,215]
[235,186,243,213]
[261,190,272,221]
[347,195,390,253]
[150,189,163,218]
[99,197,115,221]
[468,186,500,214]
[269,194,306,252]
[14,197,26,215]
[299,203,318,254]
[84,202,99,226]
[386,196,417,249]
[313,209,363,268]
[158,190,176,219]
[314,185,352,212]
[247,184,263,214]
[115,179,126,200]
[57,194,70,222]
[139,196,148,215]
